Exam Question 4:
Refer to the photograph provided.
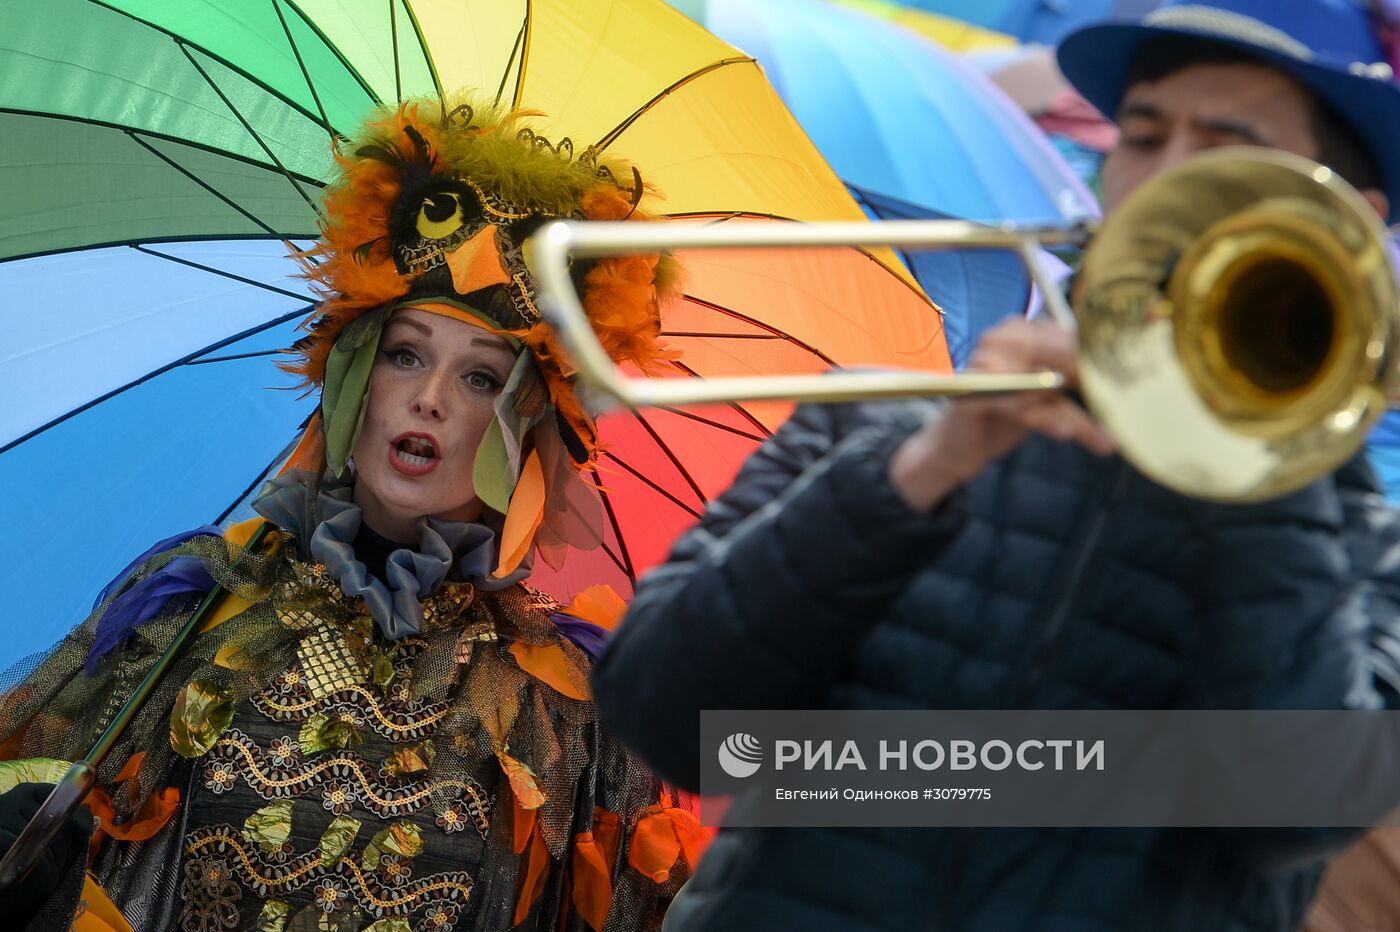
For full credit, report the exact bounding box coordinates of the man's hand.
[889,318,1115,512]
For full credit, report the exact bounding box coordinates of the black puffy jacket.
[593,398,1400,932]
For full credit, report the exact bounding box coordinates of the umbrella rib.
[667,358,773,437]
[653,406,768,442]
[495,15,528,108]
[662,331,785,340]
[129,243,314,301]
[125,134,283,238]
[270,0,339,142]
[186,349,284,366]
[215,442,295,525]
[0,305,311,457]
[512,0,534,110]
[666,210,941,313]
[0,108,329,189]
[0,233,317,267]
[601,451,703,519]
[682,293,837,366]
[592,466,637,584]
[389,0,402,102]
[593,56,752,152]
[179,43,326,220]
[86,0,359,126]
[630,410,707,505]
[598,541,630,577]
[281,1,383,104]
[399,2,444,103]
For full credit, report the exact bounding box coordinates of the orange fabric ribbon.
[509,642,589,701]
[73,874,134,932]
[512,804,553,926]
[560,585,627,632]
[627,805,710,884]
[570,807,623,930]
[84,754,179,864]
[497,449,546,577]
[278,410,325,476]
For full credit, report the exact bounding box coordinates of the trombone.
[529,148,1400,504]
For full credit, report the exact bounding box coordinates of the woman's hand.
[889,318,1116,512]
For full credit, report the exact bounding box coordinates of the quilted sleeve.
[1181,455,1400,871]
[592,400,967,790]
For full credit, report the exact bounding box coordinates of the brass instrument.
[528,148,1399,503]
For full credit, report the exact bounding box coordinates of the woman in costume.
[0,95,701,932]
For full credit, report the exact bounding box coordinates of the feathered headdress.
[282,94,680,575]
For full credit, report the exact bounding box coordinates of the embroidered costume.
[0,95,700,932]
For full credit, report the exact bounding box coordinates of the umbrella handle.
[0,763,96,889]
[0,521,273,891]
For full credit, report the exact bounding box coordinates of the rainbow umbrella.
[0,0,948,671]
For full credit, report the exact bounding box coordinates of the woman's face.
[351,308,517,542]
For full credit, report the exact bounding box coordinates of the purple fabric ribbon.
[85,526,222,674]
[548,612,609,659]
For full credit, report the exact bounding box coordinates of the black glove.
[0,782,93,921]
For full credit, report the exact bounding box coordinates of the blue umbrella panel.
[0,242,314,674]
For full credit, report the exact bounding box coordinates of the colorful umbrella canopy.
[672,0,1097,224]
[669,0,1093,365]
[829,0,1018,51]
[886,0,1157,44]
[0,0,949,670]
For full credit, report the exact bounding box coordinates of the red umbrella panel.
[526,214,950,598]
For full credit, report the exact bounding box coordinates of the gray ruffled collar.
[251,470,529,640]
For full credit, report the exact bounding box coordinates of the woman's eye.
[385,347,419,367]
[464,371,503,392]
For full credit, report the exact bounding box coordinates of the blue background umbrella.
[888,0,1157,44]
[669,0,1094,365]
[675,0,1097,224]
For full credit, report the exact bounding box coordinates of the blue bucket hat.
[1057,0,1400,222]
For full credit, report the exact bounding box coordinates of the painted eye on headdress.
[392,179,484,243]
[416,191,467,240]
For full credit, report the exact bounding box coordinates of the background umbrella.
[829,0,1019,51]
[882,0,1156,44]
[669,0,1092,365]
[0,0,949,670]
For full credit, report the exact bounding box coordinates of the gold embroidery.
[208,731,490,830]
[254,684,451,737]
[182,830,474,909]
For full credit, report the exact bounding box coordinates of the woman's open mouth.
[389,432,440,476]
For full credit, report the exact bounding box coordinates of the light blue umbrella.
[890,0,1157,44]
[672,0,1094,365]
[681,0,1097,225]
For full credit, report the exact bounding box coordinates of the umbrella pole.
[0,522,274,890]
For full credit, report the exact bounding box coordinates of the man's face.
[1100,61,1320,212]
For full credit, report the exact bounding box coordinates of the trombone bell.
[1075,149,1398,501]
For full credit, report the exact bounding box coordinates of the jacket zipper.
[1013,461,1132,705]
[929,460,1132,928]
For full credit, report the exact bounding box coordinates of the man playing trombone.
[593,1,1400,929]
